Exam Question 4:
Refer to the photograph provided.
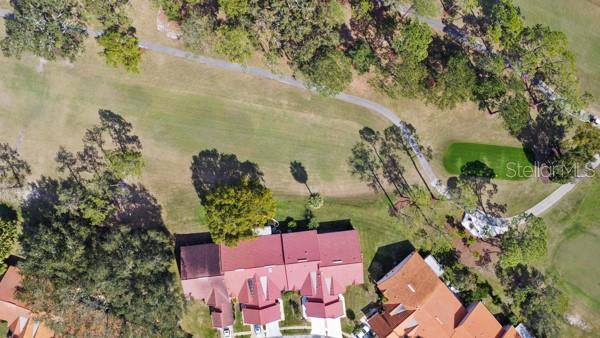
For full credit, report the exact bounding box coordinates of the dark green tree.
[303,50,352,96]
[499,93,531,136]
[215,26,253,63]
[248,0,340,65]
[349,40,376,74]
[0,217,18,274]
[499,216,548,268]
[392,20,433,63]
[0,143,31,189]
[551,123,600,182]
[218,0,249,17]
[499,265,568,338]
[204,178,275,246]
[429,54,476,110]
[1,0,88,61]
[486,0,523,49]
[96,26,142,73]
[17,112,183,337]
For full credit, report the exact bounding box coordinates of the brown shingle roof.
[452,302,504,338]
[373,252,518,338]
[377,252,440,309]
[180,243,221,279]
[368,304,415,338]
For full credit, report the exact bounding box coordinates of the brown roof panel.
[367,304,415,338]
[180,243,221,279]
[0,266,26,308]
[453,302,504,338]
[377,252,440,309]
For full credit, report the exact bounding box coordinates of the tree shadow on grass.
[190,149,263,203]
[289,161,312,194]
[368,240,414,282]
[0,203,18,222]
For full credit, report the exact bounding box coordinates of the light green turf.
[442,142,533,180]
[514,0,600,109]
[542,175,600,336]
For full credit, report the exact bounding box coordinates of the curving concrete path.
[0,8,593,217]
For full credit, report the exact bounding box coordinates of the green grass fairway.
[514,0,600,109]
[0,43,391,233]
[442,142,533,180]
[542,176,600,336]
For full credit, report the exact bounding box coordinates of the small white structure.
[424,254,444,277]
[516,323,535,338]
[461,210,509,238]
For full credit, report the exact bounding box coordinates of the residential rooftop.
[368,252,521,338]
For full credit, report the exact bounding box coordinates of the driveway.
[309,317,342,338]
[265,321,282,337]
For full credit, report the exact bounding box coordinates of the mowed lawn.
[542,175,600,336]
[442,142,533,180]
[0,38,390,233]
[514,0,600,110]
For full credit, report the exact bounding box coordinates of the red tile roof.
[211,302,234,328]
[238,275,282,308]
[317,230,362,267]
[220,235,284,271]
[281,230,320,264]
[180,229,365,327]
[242,302,282,325]
[304,298,344,318]
[180,243,221,279]
[300,272,344,303]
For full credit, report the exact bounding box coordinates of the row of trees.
[0,111,183,336]
[172,0,596,184]
[2,0,142,72]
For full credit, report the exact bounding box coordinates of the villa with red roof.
[367,252,522,338]
[180,228,363,336]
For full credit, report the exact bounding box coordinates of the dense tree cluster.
[16,110,183,336]
[2,0,141,72]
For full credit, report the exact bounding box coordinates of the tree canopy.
[499,93,531,136]
[215,26,253,63]
[303,50,353,96]
[97,27,142,73]
[1,0,88,61]
[392,20,433,63]
[2,0,142,69]
[204,178,275,246]
[0,143,31,189]
[17,110,183,336]
[499,216,548,268]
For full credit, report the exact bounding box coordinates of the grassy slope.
[514,0,600,110]
[541,175,600,336]
[442,142,533,180]
[0,42,394,233]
